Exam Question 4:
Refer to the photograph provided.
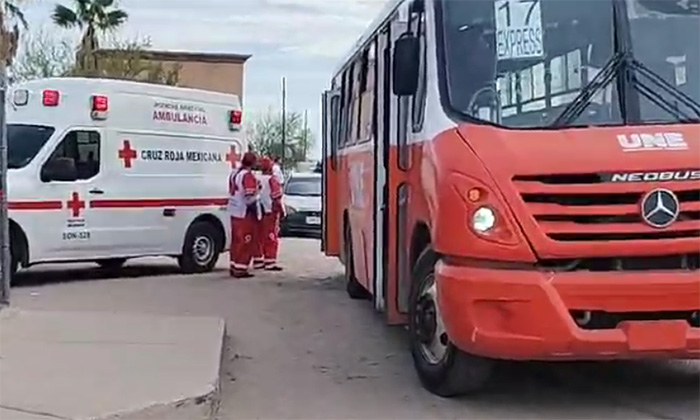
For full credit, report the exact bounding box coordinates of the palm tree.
[51,0,128,73]
[4,2,28,28]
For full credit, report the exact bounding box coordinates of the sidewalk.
[0,308,225,420]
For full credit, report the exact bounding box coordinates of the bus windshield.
[437,0,700,128]
[7,124,56,169]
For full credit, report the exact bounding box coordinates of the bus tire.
[344,224,370,300]
[179,221,221,274]
[409,247,492,398]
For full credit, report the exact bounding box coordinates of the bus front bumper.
[435,260,700,360]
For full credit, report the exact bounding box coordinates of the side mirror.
[392,33,420,96]
[41,157,78,182]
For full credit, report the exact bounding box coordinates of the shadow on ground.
[13,262,226,287]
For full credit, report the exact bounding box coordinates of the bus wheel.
[179,221,221,274]
[344,225,370,300]
[409,247,492,397]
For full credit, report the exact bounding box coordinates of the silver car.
[280,172,322,237]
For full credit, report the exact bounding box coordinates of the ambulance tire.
[9,232,23,284]
[409,247,493,398]
[344,224,370,300]
[179,221,221,274]
[97,258,127,270]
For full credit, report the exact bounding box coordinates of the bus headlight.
[472,206,496,233]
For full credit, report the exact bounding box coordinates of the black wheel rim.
[413,273,449,365]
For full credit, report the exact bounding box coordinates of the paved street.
[10,238,700,420]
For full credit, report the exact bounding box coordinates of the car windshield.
[7,124,56,169]
[285,177,321,196]
[437,0,700,128]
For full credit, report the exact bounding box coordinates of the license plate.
[620,321,687,351]
[306,216,321,225]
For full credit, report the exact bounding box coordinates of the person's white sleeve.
[273,165,284,184]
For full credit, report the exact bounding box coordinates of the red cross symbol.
[118,140,137,168]
[225,145,238,169]
[66,192,85,218]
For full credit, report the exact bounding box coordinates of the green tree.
[73,36,181,85]
[248,108,314,169]
[12,27,74,81]
[51,0,128,73]
[11,29,180,86]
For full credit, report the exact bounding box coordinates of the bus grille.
[513,174,700,242]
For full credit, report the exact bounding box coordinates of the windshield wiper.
[553,0,700,128]
[551,51,628,127]
[628,58,700,120]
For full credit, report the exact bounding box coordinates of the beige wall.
[96,49,250,101]
[151,60,245,99]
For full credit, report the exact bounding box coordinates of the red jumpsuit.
[261,175,284,270]
[228,167,258,277]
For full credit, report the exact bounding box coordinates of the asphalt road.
[11,238,700,420]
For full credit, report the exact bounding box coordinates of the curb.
[90,322,227,420]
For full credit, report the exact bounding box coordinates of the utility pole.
[302,109,308,160]
[1,0,12,307]
[280,77,286,172]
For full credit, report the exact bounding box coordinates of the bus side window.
[357,41,377,144]
[339,69,349,149]
[345,66,356,147]
[398,7,424,171]
[348,59,362,147]
[411,11,427,132]
[330,94,340,170]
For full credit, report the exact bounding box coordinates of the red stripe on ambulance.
[90,198,227,208]
[9,201,63,211]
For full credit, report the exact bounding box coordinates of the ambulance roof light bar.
[91,95,109,120]
[229,109,242,131]
[43,90,60,107]
[12,89,29,106]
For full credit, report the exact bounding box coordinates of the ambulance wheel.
[344,224,370,300]
[97,258,127,270]
[409,247,493,398]
[179,221,221,274]
[9,233,22,284]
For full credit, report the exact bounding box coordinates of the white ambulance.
[6,77,246,278]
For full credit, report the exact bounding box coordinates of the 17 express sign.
[495,0,544,61]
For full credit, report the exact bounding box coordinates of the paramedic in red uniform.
[258,157,284,271]
[227,152,259,278]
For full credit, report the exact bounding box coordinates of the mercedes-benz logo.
[640,188,680,228]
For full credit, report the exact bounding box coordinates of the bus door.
[375,2,410,324]
[321,89,341,256]
[373,27,392,313]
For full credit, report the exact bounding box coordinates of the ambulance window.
[47,130,101,181]
[7,124,55,169]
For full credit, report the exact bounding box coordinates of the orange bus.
[321,0,700,397]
